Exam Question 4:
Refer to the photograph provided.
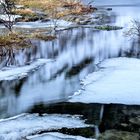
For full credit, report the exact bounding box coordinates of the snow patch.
[14,20,73,29]
[0,59,52,81]
[70,57,140,105]
[0,113,92,140]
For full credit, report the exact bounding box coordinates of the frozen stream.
[0,0,140,139]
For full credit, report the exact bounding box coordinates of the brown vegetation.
[0,31,56,48]
[15,0,95,18]
[0,32,30,47]
[0,0,95,48]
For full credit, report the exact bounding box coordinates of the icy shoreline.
[70,57,140,105]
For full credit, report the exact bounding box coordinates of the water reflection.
[0,4,140,118]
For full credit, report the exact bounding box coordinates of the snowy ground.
[0,113,92,140]
[0,20,74,29]
[70,57,140,105]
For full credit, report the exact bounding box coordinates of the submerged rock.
[106,8,112,11]
[98,130,139,140]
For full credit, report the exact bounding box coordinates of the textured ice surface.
[0,113,91,140]
[70,58,140,105]
[28,132,95,140]
[0,59,52,81]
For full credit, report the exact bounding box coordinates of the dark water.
[0,1,140,137]
[30,103,140,135]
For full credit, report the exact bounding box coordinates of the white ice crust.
[70,57,140,105]
[0,113,91,140]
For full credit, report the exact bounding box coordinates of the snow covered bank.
[70,57,140,105]
[0,113,92,140]
[0,59,52,81]
[0,19,73,30]
[14,20,73,29]
[28,132,95,140]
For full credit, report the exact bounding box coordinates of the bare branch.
[0,0,16,32]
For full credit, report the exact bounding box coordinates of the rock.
[107,8,112,11]
[98,130,139,140]
[75,18,81,24]
[95,25,123,31]
[41,18,51,22]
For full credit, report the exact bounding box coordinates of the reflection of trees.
[66,58,93,78]
[4,48,15,66]
[0,80,25,118]
[0,27,95,67]
[125,40,140,58]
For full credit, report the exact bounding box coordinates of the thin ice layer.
[0,113,91,140]
[70,57,140,105]
[0,59,52,81]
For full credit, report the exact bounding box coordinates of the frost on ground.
[0,59,52,81]
[27,132,95,140]
[0,113,92,140]
[70,57,140,105]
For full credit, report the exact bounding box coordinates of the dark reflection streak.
[100,105,104,122]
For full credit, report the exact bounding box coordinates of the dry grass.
[14,8,35,16]
[15,0,94,18]
[30,32,56,41]
[16,0,65,10]
[0,33,28,47]
[0,31,56,48]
